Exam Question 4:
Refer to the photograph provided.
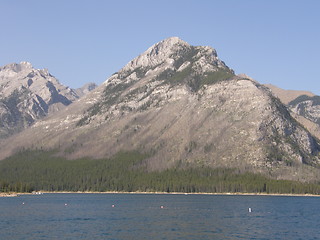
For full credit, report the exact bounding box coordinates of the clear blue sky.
[1,0,320,94]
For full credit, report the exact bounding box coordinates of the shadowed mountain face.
[288,95,320,125]
[1,37,320,181]
[264,84,320,141]
[0,62,96,138]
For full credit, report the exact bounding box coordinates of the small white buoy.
[22,202,25,205]
[112,204,115,208]
[160,205,164,209]
[65,203,68,206]
[248,208,252,213]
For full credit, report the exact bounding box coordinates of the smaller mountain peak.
[159,37,189,47]
[0,61,33,74]
[19,61,33,68]
[150,37,190,54]
[237,73,256,81]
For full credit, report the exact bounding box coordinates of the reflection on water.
[1,193,320,239]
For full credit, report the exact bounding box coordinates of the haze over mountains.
[1,37,320,182]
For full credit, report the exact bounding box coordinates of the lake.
[1,193,319,239]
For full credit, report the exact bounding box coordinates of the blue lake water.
[1,193,320,240]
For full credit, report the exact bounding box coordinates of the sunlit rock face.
[1,38,320,182]
[0,61,96,138]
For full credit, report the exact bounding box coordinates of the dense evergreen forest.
[1,150,320,195]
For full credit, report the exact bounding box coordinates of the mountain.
[74,82,98,97]
[264,84,320,139]
[0,61,96,138]
[1,37,320,182]
[288,95,320,125]
[264,84,315,105]
[286,95,320,140]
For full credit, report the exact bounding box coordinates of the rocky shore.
[0,192,18,197]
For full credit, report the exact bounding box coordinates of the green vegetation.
[156,46,234,92]
[133,67,147,79]
[1,150,320,195]
[0,150,146,192]
[187,69,235,92]
[172,46,200,69]
[76,47,235,126]
[265,94,320,166]
[201,70,235,86]
[156,66,192,86]
[76,102,102,126]
[156,67,234,92]
[77,80,136,126]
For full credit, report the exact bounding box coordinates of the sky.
[1,0,320,94]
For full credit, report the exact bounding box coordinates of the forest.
[1,150,320,195]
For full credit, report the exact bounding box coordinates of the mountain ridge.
[264,84,315,105]
[0,61,96,138]
[263,84,320,140]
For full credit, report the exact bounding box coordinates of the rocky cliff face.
[0,62,95,138]
[264,85,320,140]
[288,95,320,125]
[1,38,320,181]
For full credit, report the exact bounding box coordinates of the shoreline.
[2,191,320,198]
[0,192,19,197]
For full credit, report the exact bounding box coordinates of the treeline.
[1,150,320,195]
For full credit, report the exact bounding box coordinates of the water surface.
[1,193,319,239]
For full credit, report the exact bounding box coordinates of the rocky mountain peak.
[1,61,33,72]
[0,62,71,99]
[16,61,33,70]
[106,37,233,95]
[0,62,31,79]
[121,37,190,72]
[79,38,236,128]
[119,37,229,77]
[0,62,52,80]
[162,36,188,45]
[0,61,96,138]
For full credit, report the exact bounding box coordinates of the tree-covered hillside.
[1,150,320,195]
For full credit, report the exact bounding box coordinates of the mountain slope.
[288,95,320,125]
[264,84,315,105]
[264,84,320,139]
[1,37,320,181]
[0,62,96,138]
